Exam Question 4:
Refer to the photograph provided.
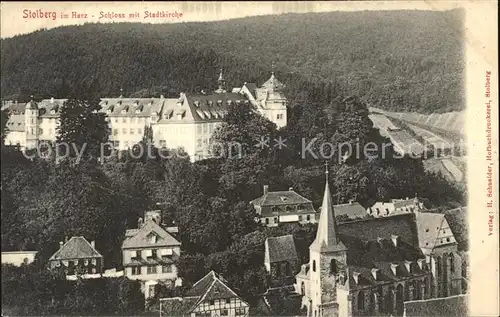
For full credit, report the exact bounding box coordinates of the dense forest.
[1,9,465,113]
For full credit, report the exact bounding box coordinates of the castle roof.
[261,72,285,91]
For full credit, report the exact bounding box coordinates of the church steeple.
[310,162,346,252]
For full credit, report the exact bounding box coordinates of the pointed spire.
[310,162,346,253]
[218,68,224,82]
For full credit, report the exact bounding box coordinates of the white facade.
[3,73,287,162]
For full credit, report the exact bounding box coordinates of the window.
[147,266,157,274]
[357,291,365,310]
[277,113,283,120]
[298,215,302,221]
[122,128,127,134]
[306,215,311,221]
[135,250,142,260]
[209,300,214,306]
[197,138,202,148]
[149,234,157,244]
[114,119,118,123]
[450,255,455,272]
[220,309,228,316]
[312,260,316,272]
[113,129,118,135]
[274,217,278,224]
[226,299,231,304]
[162,265,172,273]
[138,128,142,134]
[122,118,127,123]
[131,266,141,275]
[265,218,269,225]
[159,140,166,148]
[235,308,246,316]
[124,141,129,148]
[148,285,155,298]
[130,128,135,134]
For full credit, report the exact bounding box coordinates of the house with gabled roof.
[159,270,249,317]
[251,185,317,227]
[367,197,425,218]
[122,210,182,299]
[265,235,299,287]
[48,236,103,277]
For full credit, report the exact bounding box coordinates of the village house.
[2,71,287,162]
[1,251,37,266]
[122,210,182,299]
[251,185,317,227]
[48,236,104,277]
[264,235,300,287]
[159,270,249,317]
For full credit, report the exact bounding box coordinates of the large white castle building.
[3,72,287,161]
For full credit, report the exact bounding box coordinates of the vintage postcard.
[0,1,498,316]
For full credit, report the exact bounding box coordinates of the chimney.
[391,235,399,247]
[138,217,144,228]
[406,197,409,200]
[390,263,398,276]
[59,241,64,249]
[263,185,269,195]
[371,268,379,280]
[160,94,165,99]
[348,199,354,205]
[353,272,361,284]
[404,260,412,273]
[417,258,425,270]
[90,240,95,248]
[51,97,54,103]
[289,187,293,191]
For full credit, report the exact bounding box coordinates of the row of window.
[131,264,173,275]
[113,128,143,135]
[263,214,312,225]
[196,123,217,135]
[113,117,148,124]
[130,248,174,260]
[195,308,246,317]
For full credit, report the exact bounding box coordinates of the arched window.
[301,282,305,295]
[312,260,316,272]
[330,259,337,274]
[265,218,269,225]
[450,254,455,272]
[357,291,365,310]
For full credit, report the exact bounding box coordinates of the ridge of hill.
[1,10,465,113]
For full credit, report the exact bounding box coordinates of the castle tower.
[24,96,39,149]
[215,69,226,94]
[258,72,287,128]
[309,164,348,317]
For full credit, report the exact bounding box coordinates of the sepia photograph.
[0,1,497,317]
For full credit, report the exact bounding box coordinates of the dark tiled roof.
[243,83,258,95]
[122,219,181,249]
[49,236,102,261]
[443,207,468,251]
[318,202,367,219]
[251,190,312,207]
[265,235,298,263]
[404,294,468,317]
[337,214,424,271]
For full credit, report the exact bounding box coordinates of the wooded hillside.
[1,9,465,113]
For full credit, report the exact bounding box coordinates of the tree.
[56,98,110,161]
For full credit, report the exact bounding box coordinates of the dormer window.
[217,100,222,106]
[135,105,143,113]
[203,110,211,119]
[227,100,232,105]
[121,106,128,114]
[194,100,200,107]
[280,197,288,202]
[208,100,213,106]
